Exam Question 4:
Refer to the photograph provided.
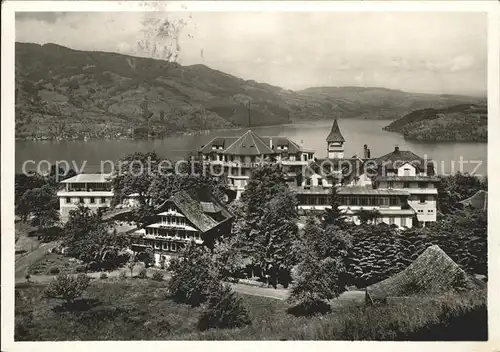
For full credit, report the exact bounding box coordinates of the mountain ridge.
[383,104,487,142]
[15,42,486,140]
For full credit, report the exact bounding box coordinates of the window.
[401,217,407,227]
[403,168,410,176]
[419,182,427,189]
[428,209,434,213]
[101,197,106,204]
[154,242,160,249]
[89,197,95,204]
[162,242,168,250]
[419,195,426,204]
[403,182,410,188]
[171,243,177,252]
[389,217,395,225]
[66,197,71,204]
[387,181,394,189]
[390,198,399,206]
[380,197,389,207]
[79,197,84,204]
[418,209,424,213]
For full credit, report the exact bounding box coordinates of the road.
[15,242,57,279]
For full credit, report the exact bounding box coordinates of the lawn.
[27,252,84,275]
[15,278,487,341]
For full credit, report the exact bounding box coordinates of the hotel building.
[56,173,138,223]
[130,190,233,267]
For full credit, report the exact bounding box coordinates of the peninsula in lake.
[383,104,487,142]
[15,42,486,141]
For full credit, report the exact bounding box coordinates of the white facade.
[328,141,344,159]
[376,163,439,225]
[57,173,138,223]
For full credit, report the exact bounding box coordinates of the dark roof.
[265,136,305,154]
[314,157,377,182]
[375,149,428,170]
[326,119,345,143]
[199,136,238,154]
[199,132,310,156]
[459,190,488,210]
[155,190,232,233]
[223,130,276,156]
[367,245,485,302]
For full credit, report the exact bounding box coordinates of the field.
[15,278,487,341]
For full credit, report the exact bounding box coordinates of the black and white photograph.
[1,0,497,347]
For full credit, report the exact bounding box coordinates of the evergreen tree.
[322,185,346,227]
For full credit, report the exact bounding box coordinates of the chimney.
[367,148,371,158]
[364,145,369,158]
[269,138,273,149]
[394,145,400,153]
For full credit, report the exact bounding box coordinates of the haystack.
[366,245,485,303]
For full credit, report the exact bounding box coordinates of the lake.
[16,119,487,176]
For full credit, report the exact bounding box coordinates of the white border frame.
[2,1,499,351]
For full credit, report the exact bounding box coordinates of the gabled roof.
[375,149,427,170]
[326,119,345,143]
[155,190,232,233]
[224,130,276,156]
[366,245,485,302]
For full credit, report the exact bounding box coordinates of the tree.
[136,246,155,268]
[288,249,347,315]
[437,173,487,214]
[253,190,299,286]
[127,256,137,277]
[197,283,251,331]
[241,164,288,217]
[16,184,59,235]
[234,165,299,283]
[111,151,169,207]
[167,241,220,306]
[15,172,46,207]
[44,273,91,308]
[63,206,130,270]
[322,185,346,227]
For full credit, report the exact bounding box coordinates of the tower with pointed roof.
[326,119,345,159]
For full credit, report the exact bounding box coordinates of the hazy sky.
[16,11,487,95]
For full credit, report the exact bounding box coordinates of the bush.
[152,270,164,281]
[44,273,91,307]
[119,271,127,280]
[138,268,147,279]
[168,243,219,306]
[288,254,346,316]
[100,272,108,280]
[197,283,251,331]
[75,265,87,273]
[49,266,60,274]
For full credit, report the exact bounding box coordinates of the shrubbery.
[167,243,218,306]
[198,283,251,331]
[119,271,127,280]
[152,270,164,281]
[44,273,91,308]
[49,266,60,274]
[138,268,147,279]
[100,272,108,280]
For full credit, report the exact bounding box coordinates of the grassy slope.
[15,279,487,341]
[383,104,487,142]
[15,42,486,139]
